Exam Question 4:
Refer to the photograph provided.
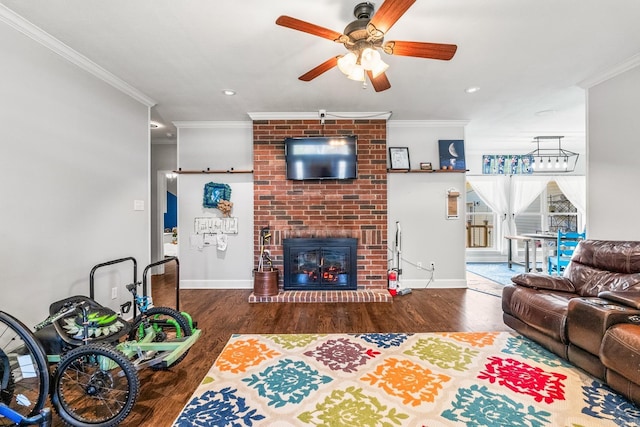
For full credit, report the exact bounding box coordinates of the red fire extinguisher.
[388,269,398,290]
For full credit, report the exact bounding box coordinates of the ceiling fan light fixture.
[347,64,365,81]
[369,57,389,78]
[338,52,358,75]
[360,48,379,69]
[361,47,388,77]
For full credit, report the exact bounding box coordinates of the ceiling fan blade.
[276,16,344,42]
[299,56,340,81]
[367,70,391,92]
[383,41,457,60]
[367,0,416,38]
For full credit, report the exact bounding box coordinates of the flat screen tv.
[285,136,357,180]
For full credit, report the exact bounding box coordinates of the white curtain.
[467,174,587,255]
[468,175,550,254]
[507,175,552,258]
[510,175,552,230]
[467,176,511,253]
[553,175,586,218]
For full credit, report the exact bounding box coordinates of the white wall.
[175,121,469,289]
[1,22,151,325]
[587,64,640,240]
[176,124,254,288]
[387,122,468,288]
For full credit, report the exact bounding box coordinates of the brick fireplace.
[252,119,388,299]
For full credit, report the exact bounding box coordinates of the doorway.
[159,171,178,259]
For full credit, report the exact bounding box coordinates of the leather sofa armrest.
[511,273,576,292]
[598,291,640,310]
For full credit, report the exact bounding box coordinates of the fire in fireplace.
[283,238,357,291]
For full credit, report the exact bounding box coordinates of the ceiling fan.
[276,0,457,92]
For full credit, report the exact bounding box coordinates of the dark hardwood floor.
[112,266,510,426]
[40,266,507,426]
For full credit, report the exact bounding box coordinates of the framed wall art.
[389,147,410,170]
[439,140,466,170]
[203,182,232,208]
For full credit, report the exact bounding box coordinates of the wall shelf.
[387,169,468,174]
[174,169,253,174]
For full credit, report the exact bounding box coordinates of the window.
[513,181,580,235]
[466,183,496,248]
[515,195,543,235]
[547,181,578,232]
[466,179,583,253]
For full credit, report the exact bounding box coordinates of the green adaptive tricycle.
[2,256,200,427]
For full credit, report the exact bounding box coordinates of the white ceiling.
[2,0,640,151]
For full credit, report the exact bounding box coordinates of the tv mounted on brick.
[284,136,357,180]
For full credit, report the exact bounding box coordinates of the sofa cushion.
[565,240,640,297]
[502,285,574,343]
[511,273,575,292]
[564,264,640,297]
[570,240,640,273]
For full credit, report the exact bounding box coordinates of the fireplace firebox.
[283,238,357,291]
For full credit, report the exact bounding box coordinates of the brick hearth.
[253,119,388,296]
[248,290,392,303]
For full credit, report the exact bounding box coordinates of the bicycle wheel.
[0,311,49,426]
[128,306,192,369]
[51,343,139,427]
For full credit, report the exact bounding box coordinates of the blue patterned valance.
[482,155,533,175]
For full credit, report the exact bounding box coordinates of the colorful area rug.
[173,332,640,426]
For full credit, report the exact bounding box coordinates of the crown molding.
[0,4,156,107]
[388,120,470,128]
[578,53,640,89]
[173,121,252,129]
[247,111,393,120]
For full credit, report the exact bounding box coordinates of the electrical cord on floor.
[402,257,435,288]
[395,257,435,289]
[387,246,435,288]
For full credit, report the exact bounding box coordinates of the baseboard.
[400,278,467,289]
[179,279,253,289]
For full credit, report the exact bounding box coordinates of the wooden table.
[504,235,532,271]
[521,233,557,272]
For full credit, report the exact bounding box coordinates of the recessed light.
[465,86,480,94]
[150,121,162,129]
[222,89,236,96]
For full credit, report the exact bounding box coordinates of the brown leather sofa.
[502,239,640,404]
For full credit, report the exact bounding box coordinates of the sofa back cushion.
[564,240,640,296]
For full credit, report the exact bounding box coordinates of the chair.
[547,230,586,275]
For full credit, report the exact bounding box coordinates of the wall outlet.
[430,262,436,271]
[111,287,117,299]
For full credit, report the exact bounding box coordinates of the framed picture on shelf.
[420,162,432,171]
[438,140,466,170]
[389,147,410,170]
